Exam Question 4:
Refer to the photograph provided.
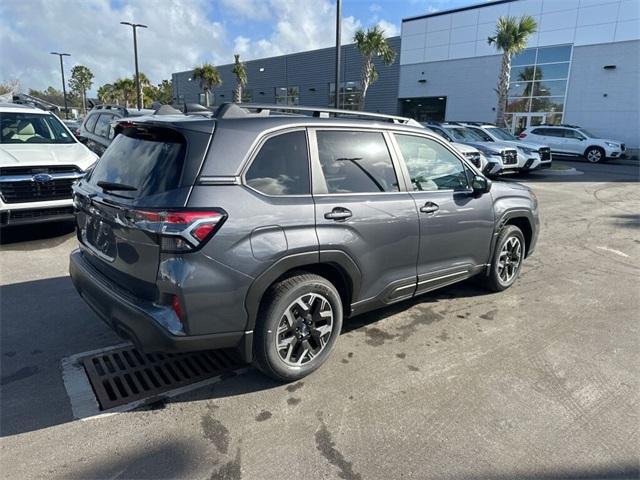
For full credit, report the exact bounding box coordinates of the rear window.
[88,126,186,198]
[0,112,75,144]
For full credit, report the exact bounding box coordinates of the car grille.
[1,206,75,225]
[0,166,83,204]
[538,147,551,161]
[501,150,518,165]
[464,152,481,168]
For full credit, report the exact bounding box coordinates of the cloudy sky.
[1,0,479,95]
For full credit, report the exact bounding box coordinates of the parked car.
[78,104,154,156]
[420,123,498,176]
[461,122,552,172]
[0,103,97,226]
[519,125,625,163]
[63,119,82,137]
[426,123,519,174]
[69,103,539,382]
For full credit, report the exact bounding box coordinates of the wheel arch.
[584,145,605,157]
[492,209,535,259]
[244,250,361,333]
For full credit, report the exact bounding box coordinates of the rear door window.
[94,114,114,138]
[87,126,186,199]
[83,113,99,133]
[245,130,310,195]
[316,130,399,193]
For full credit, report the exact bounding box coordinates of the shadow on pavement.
[0,220,75,247]
[0,273,493,436]
[59,440,206,480]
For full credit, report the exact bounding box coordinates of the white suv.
[520,125,625,163]
[0,104,98,226]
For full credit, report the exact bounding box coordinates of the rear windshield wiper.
[97,181,137,192]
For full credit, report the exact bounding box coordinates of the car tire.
[584,146,606,163]
[253,272,343,382]
[483,225,525,292]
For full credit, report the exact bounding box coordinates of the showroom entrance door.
[511,113,546,134]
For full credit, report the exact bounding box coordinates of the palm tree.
[192,63,222,107]
[488,15,538,127]
[68,65,94,115]
[113,78,136,107]
[231,54,247,103]
[137,72,152,108]
[353,25,396,110]
[97,83,116,104]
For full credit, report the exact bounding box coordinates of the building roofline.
[173,36,401,76]
[402,0,517,22]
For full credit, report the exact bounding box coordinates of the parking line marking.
[61,343,250,420]
[596,246,630,258]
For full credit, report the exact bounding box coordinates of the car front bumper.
[0,199,75,226]
[69,249,248,354]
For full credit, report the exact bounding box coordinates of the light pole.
[120,21,148,110]
[50,52,70,119]
[334,0,342,109]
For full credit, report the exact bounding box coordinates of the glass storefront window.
[533,80,567,97]
[531,96,564,112]
[329,82,362,110]
[275,86,299,105]
[537,45,572,64]
[535,62,570,80]
[506,44,572,131]
[512,48,537,66]
[507,97,531,112]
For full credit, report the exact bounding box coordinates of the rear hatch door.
[73,120,212,300]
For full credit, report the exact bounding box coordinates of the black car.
[78,105,154,156]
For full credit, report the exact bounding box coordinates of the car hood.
[451,142,479,154]
[501,139,550,150]
[0,142,98,171]
[459,141,516,154]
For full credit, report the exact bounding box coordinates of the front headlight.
[605,142,618,148]
[476,146,498,156]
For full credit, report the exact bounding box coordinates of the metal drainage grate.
[82,346,243,410]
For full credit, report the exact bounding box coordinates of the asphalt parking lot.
[1,159,639,480]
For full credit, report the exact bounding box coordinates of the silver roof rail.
[215,102,421,126]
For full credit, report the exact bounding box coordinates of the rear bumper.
[69,249,249,354]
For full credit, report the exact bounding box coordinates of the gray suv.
[69,104,539,381]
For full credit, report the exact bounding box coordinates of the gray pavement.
[1,160,639,479]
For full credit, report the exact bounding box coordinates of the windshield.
[0,112,76,144]
[446,127,484,142]
[578,128,595,138]
[488,127,518,141]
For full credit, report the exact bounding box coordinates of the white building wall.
[400,0,640,66]
[564,40,640,148]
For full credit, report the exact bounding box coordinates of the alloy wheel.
[587,149,602,163]
[498,236,522,284]
[276,293,334,367]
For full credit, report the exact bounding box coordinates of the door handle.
[324,207,352,221]
[420,202,439,214]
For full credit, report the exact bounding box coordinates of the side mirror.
[471,175,491,195]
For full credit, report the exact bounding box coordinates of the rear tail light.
[518,133,527,138]
[125,209,227,253]
[172,295,185,322]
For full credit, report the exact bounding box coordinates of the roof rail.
[93,104,128,113]
[214,102,422,126]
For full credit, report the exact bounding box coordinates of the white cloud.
[1,0,229,95]
[220,0,272,21]
[377,19,399,37]
[0,0,399,95]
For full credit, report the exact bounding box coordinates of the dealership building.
[172,0,639,148]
